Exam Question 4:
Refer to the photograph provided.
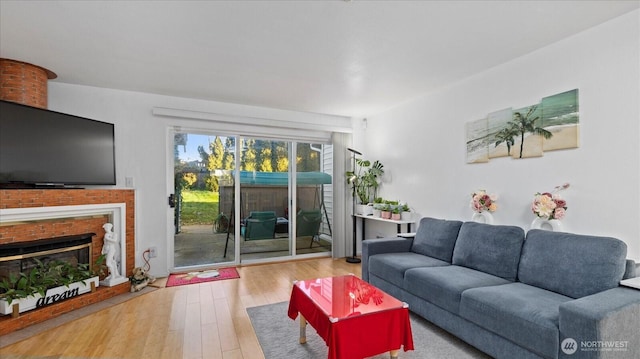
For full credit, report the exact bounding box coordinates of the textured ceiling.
[1,1,638,117]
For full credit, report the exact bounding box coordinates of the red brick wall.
[0,58,56,109]
[0,189,135,335]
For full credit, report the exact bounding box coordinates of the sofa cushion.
[460,282,573,359]
[451,222,525,281]
[519,229,627,299]
[369,252,450,285]
[403,265,511,314]
[410,217,463,262]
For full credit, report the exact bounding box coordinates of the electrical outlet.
[149,247,157,258]
[125,176,134,187]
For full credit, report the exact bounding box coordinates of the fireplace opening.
[0,233,95,281]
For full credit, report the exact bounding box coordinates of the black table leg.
[347,215,361,263]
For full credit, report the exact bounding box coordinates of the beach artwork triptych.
[466,89,579,164]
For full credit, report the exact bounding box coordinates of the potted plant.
[380,203,392,219]
[391,206,402,220]
[0,255,104,316]
[346,159,384,215]
[401,203,412,221]
[372,197,384,217]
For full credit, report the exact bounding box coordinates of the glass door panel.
[295,143,332,255]
[173,133,236,269]
[239,137,291,261]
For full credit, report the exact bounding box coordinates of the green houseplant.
[346,159,384,214]
[380,203,392,219]
[391,206,402,220]
[401,203,412,221]
[372,197,384,217]
[0,255,105,314]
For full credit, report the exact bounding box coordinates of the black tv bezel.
[0,100,116,188]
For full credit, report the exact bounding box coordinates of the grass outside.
[180,190,219,225]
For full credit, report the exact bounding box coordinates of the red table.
[288,274,414,359]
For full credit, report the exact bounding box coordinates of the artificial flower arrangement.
[531,183,570,220]
[470,190,498,213]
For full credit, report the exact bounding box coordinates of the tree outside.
[175,135,323,225]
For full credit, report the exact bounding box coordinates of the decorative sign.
[36,287,80,307]
[0,277,98,316]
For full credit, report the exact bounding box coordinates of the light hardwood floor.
[0,257,360,359]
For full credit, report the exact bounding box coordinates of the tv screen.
[0,100,116,187]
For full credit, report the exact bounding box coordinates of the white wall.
[354,10,640,261]
[46,86,350,276]
[44,10,640,269]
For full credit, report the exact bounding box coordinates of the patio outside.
[174,189,332,266]
[173,135,333,267]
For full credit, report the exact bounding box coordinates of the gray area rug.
[247,301,490,359]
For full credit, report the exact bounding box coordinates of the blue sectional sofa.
[362,217,640,359]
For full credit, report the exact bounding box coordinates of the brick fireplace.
[0,189,135,335]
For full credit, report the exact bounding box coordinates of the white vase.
[471,211,494,224]
[401,211,412,221]
[530,217,562,231]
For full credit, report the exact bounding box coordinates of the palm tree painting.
[464,88,579,163]
[510,105,551,158]
[488,108,514,158]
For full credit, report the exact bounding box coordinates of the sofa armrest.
[397,232,416,238]
[361,237,413,282]
[559,287,640,358]
[623,259,637,279]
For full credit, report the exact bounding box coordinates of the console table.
[354,214,415,240]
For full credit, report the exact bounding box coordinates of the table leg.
[390,349,399,359]
[299,314,307,344]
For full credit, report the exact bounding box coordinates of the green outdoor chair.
[296,209,323,248]
[243,211,277,241]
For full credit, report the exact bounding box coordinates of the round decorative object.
[471,211,494,224]
[530,217,562,231]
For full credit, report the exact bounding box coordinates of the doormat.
[166,267,239,287]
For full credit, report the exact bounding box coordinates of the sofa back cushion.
[518,230,627,298]
[410,217,463,262]
[452,222,524,281]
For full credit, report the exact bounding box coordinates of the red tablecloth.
[288,283,414,359]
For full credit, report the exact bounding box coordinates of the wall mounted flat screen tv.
[0,100,116,187]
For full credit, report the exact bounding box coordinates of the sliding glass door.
[171,131,332,269]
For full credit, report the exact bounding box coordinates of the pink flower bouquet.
[531,183,569,220]
[471,190,497,213]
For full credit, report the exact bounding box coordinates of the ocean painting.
[466,118,489,163]
[465,89,579,163]
[541,89,579,151]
